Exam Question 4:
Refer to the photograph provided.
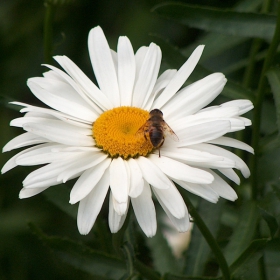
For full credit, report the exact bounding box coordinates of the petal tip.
[78,227,90,235]
[69,198,77,205]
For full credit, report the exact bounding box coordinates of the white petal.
[153,45,205,109]
[172,107,238,130]
[163,73,226,120]
[131,181,156,237]
[207,170,238,201]
[43,69,63,80]
[145,69,177,111]
[238,117,252,126]
[191,143,250,178]
[127,158,144,198]
[177,120,231,147]
[221,99,253,115]
[136,156,171,189]
[109,158,129,204]
[24,177,63,189]
[52,146,98,152]
[43,64,109,113]
[58,152,108,184]
[117,36,136,106]
[174,179,219,203]
[2,145,40,173]
[53,55,112,111]
[160,147,234,168]
[152,182,186,219]
[159,199,190,232]
[133,43,161,108]
[141,46,162,109]
[77,168,110,235]
[27,78,98,121]
[135,46,148,80]
[195,106,239,119]
[21,116,92,136]
[149,154,214,184]
[88,26,120,107]
[112,197,128,216]
[24,111,57,119]
[123,159,130,192]
[184,158,235,169]
[23,154,81,187]
[207,136,254,154]
[16,144,67,166]
[23,120,94,147]
[11,116,54,128]
[227,118,246,132]
[108,191,129,233]
[110,49,118,71]
[69,158,111,204]
[12,102,92,127]
[153,69,177,93]
[218,168,240,185]
[19,187,49,199]
[13,116,91,134]
[3,132,49,152]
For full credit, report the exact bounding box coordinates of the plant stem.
[112,209,131,258]
[243,0,272,89]
[112,210,160,280]
[44,1,56,64]
[181,193,231,280]
[259,255,267,280]
[250,2,280,200]
[243,39,262,89]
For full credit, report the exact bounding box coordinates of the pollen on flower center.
[93,107,153,159]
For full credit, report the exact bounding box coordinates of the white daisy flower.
[2,26,253,238]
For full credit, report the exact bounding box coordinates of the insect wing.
[135,121,150,137]
[163,122,179,142]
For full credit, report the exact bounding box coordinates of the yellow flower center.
[93,106,153,159]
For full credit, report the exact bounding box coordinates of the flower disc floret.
[93,106,153,159]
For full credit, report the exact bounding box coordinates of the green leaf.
[259,146,280,185]
[258,207,278,237]
[181,0,262,62]
[121,242,136,279]
[264,238,280,279]
[259,132,280,154]
[29,223,126,280]
[222,48,268,75]
[266,237,280,252]
[233,0,262,12]
[184,199,225,276]
[150,35,254,101]
[258,190,280,237]
[229,239,268,277]
[258,190,280,214]
[260,100,278,136]
[224,201,259,266]
[163,273,221,280]
[147,224,180,274]
[152,3,276,41]
[267,67,280,135]
[271,183,280,201]
[43,184,77,219]
[182,34,248,64]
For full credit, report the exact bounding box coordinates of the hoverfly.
[136,109,179,157]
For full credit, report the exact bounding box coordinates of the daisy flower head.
[2,26,253,238]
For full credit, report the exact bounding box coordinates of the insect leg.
[158,137,165,157]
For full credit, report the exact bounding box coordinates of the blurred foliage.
[1,0,280,279]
